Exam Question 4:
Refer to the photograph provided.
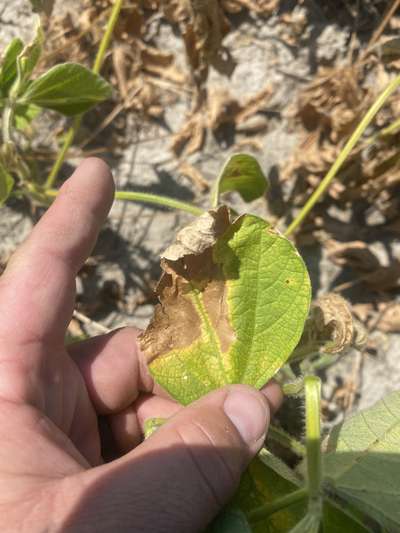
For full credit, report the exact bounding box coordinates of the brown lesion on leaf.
[140,276,201,364]
[203,279,236,353]
[139,206,237,363]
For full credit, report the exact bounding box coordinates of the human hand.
[0,158,282,532]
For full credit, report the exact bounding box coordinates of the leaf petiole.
[248,487,308,523]
[267,425,306,456]
[304,376,323,519]
[44,188,203,216]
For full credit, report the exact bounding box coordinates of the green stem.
[267,424,306,456]
[45,188,203,216]
[115,191,203,215]
[44,0,123,190]
[285,74,400,236]
[304,376,322,504]
[248,488,308,522]
[2,104,14,143]
[282,376,305,397]
[92,0,123,76]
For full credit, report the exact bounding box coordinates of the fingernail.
[223,386,269,447]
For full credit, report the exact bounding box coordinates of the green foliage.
[0,19,112,203]
[0,161,14,205]
[324,390,400,531]
[0,38,24,96]
[14,103,41,130]
[20,63,112,116]
[14,21,44,94]
[213,153,268,206]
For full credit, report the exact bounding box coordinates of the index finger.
[0,158,114,347]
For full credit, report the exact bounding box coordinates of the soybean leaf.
[237,457,306,532]
[212,154,268,206]
[321,501,372,533]
[19,63,112,115]
[288,513,320,533]
[323,390,400,531]
[140,206,311,405]
[244,458,370,533]
[29,0,55,16]
[0,38,24,95]
[0,161,14,205]
[14,103,41,130]
[15,20,44,92]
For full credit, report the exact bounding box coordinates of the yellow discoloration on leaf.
[140,206,311,405]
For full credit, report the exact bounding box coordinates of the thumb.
[61,385,276,533]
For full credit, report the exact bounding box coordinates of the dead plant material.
[327,239,400,292]
[172,84,272,156]
[162,0,232,93]
[178,161,210,191]
[376,302,400,332]
[326,240,381,273]
[221,0,279,16]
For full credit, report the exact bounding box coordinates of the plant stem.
[92,0,123,76]
[44,0,123,190]
[248,488,308,522]
[45,188,203,216]
[114,191,204,215]
[267,424,306,456]
[304,376,322,505]
[285,74,400,236]
[2,104,14,143]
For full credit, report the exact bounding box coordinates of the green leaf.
[239,457,306,532]
[288,513,320,533]
[0,38,24,95]
[323,390,400,531]
[213,154,268,206]
[14,103,41,130]
[140,206,311,405]
[0,161,14,205]
[321,501,372,533]
[19,63,112,116]
[14,20,44,92]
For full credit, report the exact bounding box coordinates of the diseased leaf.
[291,294,366,362]
[0,161,14,205]
[19,63,112,116]
[213,154,268,206]
[323,390,400,531]
[140,206,311,405]
[0,38,24,95]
